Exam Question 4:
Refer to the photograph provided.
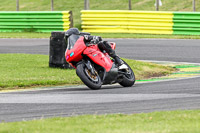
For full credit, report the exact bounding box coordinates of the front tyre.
[118,60,135,87]
[76,63,102,90]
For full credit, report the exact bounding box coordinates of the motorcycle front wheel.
[118,60,135,87]
[76,63,102,90]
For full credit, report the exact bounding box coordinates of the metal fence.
[15,0,198,12]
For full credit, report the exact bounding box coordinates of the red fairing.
[65,36,114,72]
[65,36,86,63]
[83,45,113,72]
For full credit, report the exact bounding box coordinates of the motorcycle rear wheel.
[118,61,135,87]
[76,63,102,90]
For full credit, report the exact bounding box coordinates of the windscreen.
[67,34,81,50]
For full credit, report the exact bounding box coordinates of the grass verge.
[0,110,200,133]
[0,54,175,90]
[0,32,51,38]
[1,32,200,39]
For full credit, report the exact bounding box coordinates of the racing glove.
[84,35,102,44]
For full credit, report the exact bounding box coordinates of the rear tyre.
[76,63,102,90]
[118,60,135,87]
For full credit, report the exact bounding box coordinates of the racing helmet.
[65,28,80,37]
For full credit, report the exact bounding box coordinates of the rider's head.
[65,28,80,37]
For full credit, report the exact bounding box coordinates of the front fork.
[84,60,96,75]
[81,59,107,82]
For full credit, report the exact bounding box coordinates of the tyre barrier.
[49,31,73,69]
[0,11,73,32]
[49,31,90,69]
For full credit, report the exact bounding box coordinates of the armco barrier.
[81,10,200,35]
[173,12,200,35]
[81,10,174,34]
[0,11,73,32]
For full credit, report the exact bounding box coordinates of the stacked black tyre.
[49,31,73,69]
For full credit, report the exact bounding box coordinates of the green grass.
[0,0,200,30]
[0,54,81,89]
[1,32,200,39]
[0,32,51,38]
[93,33,200,39]
[0,54,175,90]
[1,110,200,133]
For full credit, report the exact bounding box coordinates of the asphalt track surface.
[0,38,200,122]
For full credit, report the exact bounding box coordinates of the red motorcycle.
[65,34,135,90]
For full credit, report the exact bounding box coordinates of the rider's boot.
[98,41,128,70]
[113,56,128,70]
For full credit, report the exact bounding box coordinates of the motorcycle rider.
[65,28,128,70]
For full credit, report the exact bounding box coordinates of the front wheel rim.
[84,68,99,83]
